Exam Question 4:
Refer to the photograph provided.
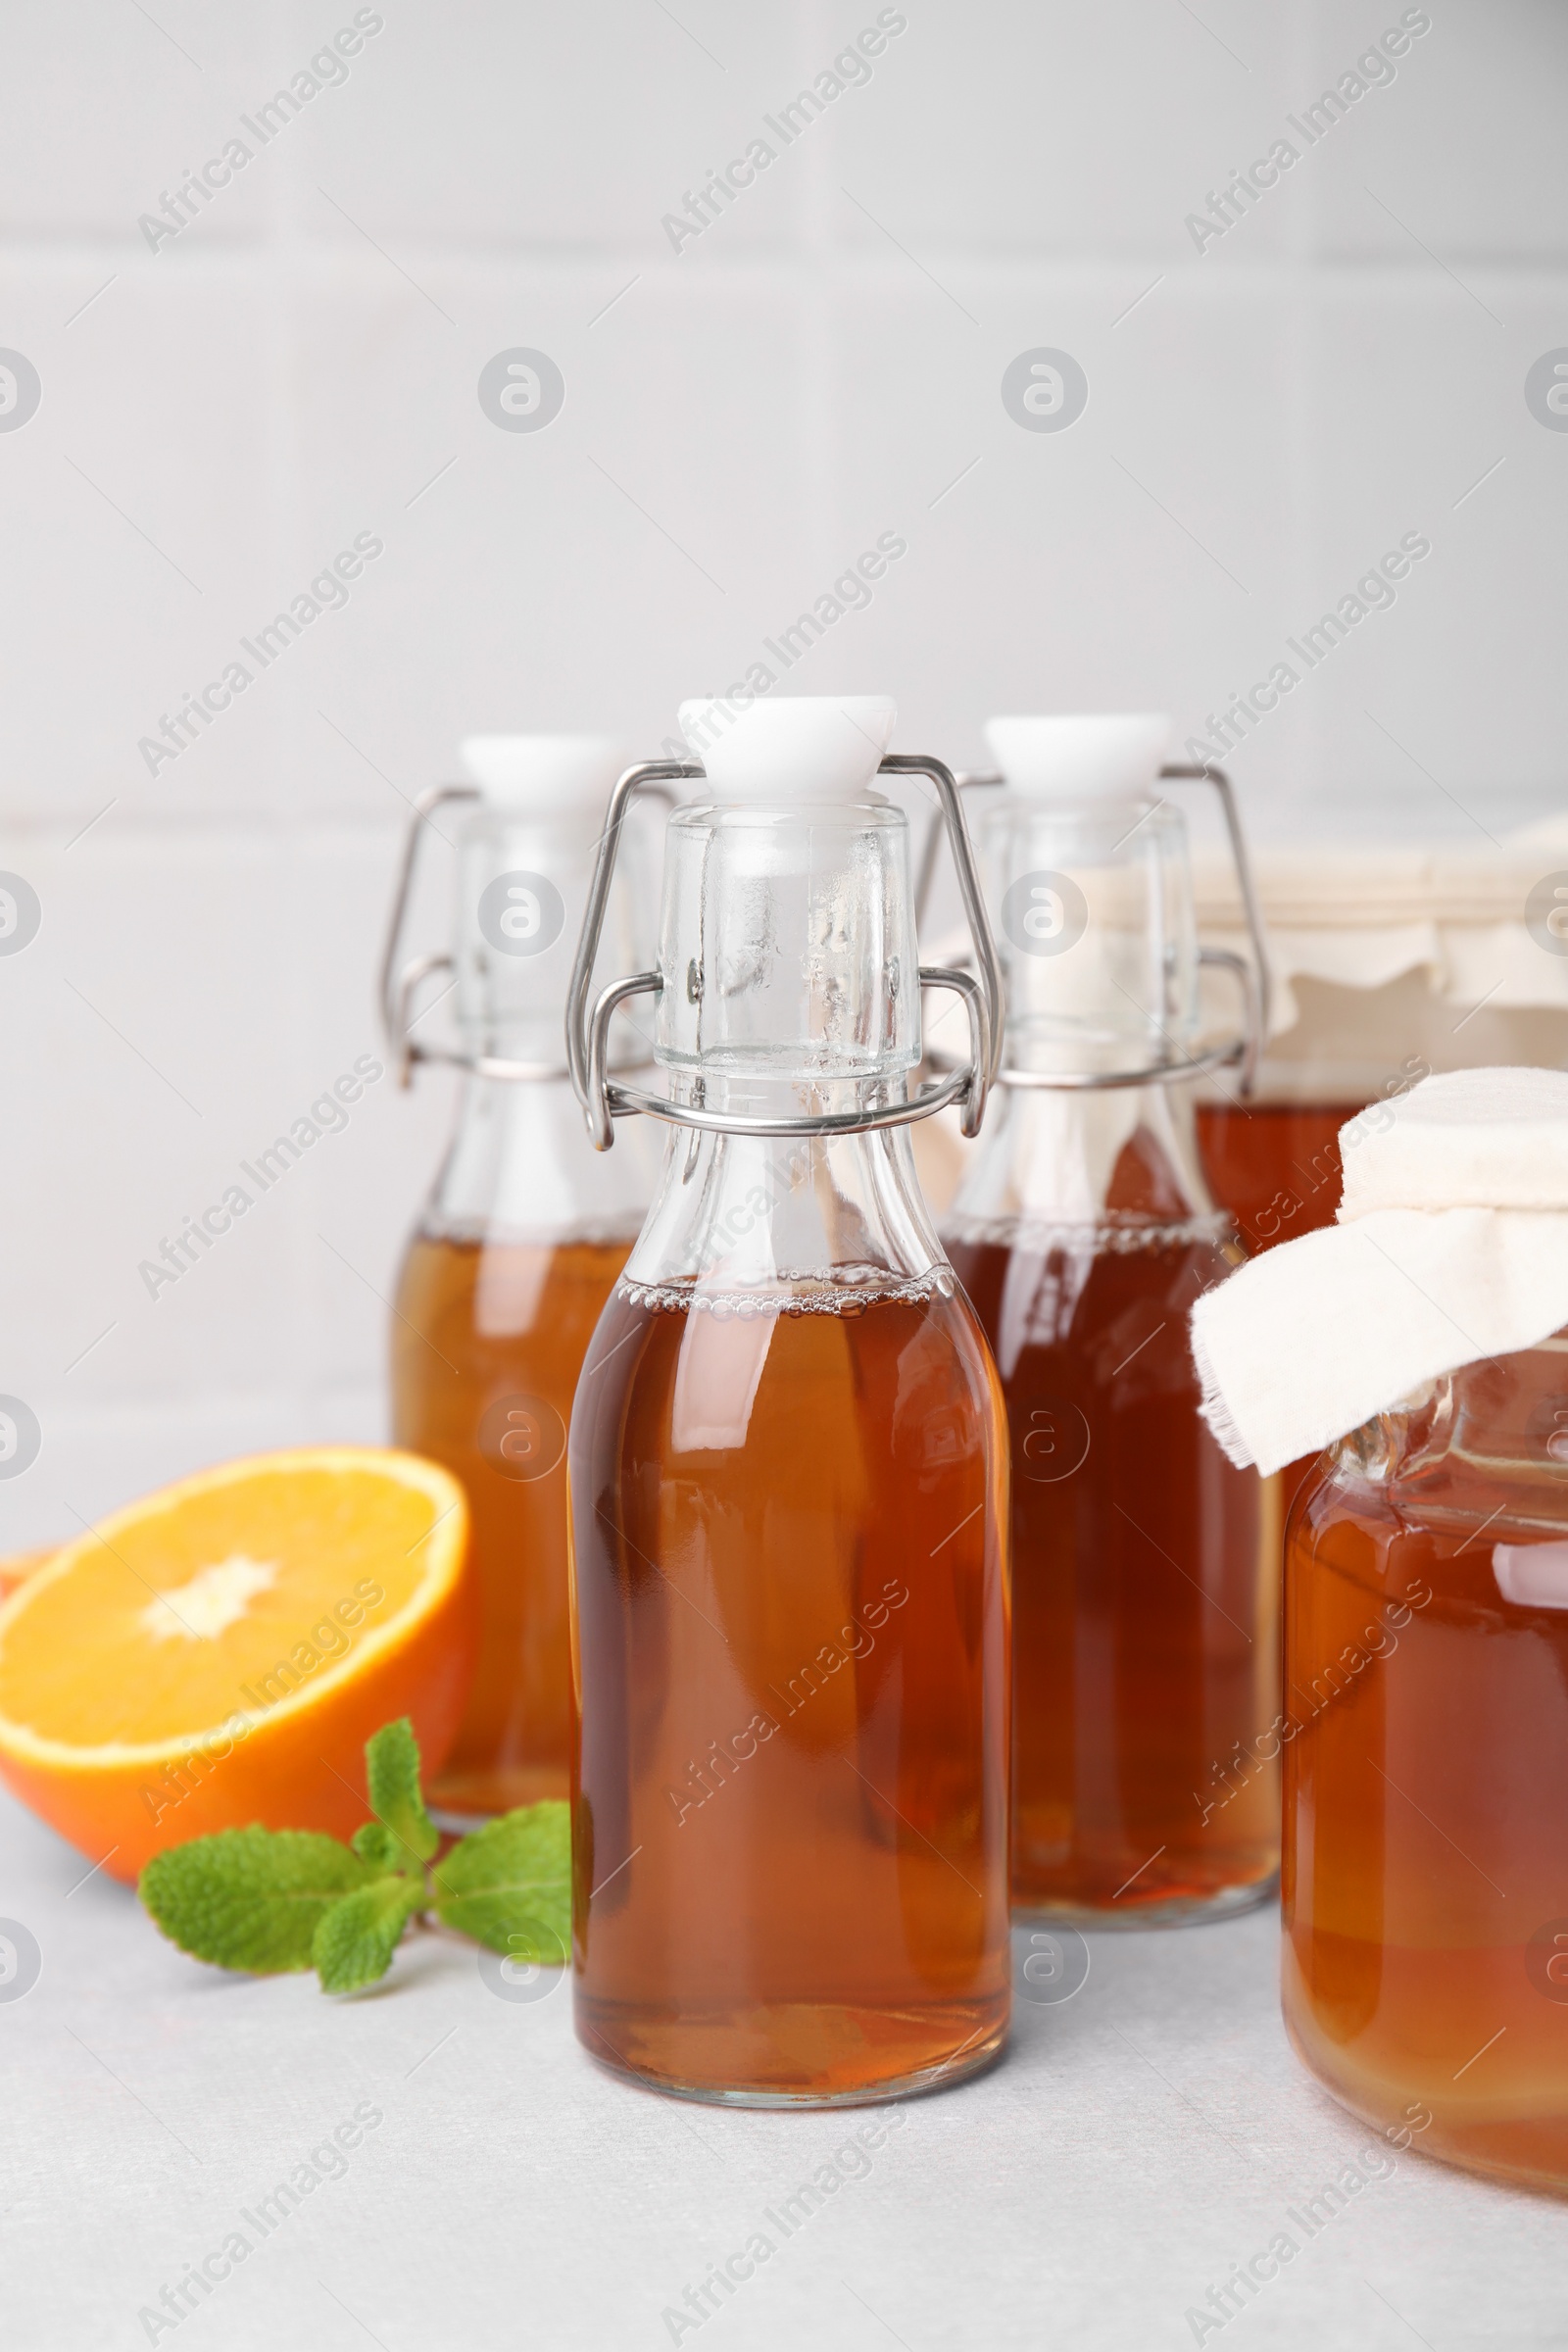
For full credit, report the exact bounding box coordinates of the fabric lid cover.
[1190,1066,1568,1475]
[1193,817,1568,1032]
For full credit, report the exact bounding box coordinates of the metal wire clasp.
[378,777,678,1091]
[378,783,490,1089]
[564,755,1004,1152]
[914,760,1271,1098]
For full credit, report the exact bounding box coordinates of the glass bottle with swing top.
[564,696,1011,2105]
[380,737,660,1821]
[936,715,1279,1925]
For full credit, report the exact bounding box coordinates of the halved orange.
[0,1447,474,1884]
[0,1546,53,1600]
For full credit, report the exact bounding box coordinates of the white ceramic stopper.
[678,695,897,802]
[459,735,630,815]
[984,714,1172,801]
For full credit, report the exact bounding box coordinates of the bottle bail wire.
[564,756,1004,1153]
[378,778,677,1090]
[914,760,1270,1098]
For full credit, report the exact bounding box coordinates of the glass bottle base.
[1014,1872,1279,1933]
[574,2004,1008,2109]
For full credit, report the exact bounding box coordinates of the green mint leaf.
[140,1827,375,1974]
[351,1821,400,1872]
[431,1799,570,1960]
[313,1877,425,1993]
[365,1717,438,1866]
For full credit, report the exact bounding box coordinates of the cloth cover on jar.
[1190,1066,1568,1475]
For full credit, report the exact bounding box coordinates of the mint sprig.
[313,1876,427,1993]
[430,1799,570,1961]
[138,1827,379,1975]
[366,1715,439,1869]
[138,1719,571,1995]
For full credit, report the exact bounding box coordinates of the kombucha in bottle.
[386,738,659,1818]
[565,697,1011,2104]
[942,716,1279,1925]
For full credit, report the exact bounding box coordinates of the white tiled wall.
[2,0,1565,1545]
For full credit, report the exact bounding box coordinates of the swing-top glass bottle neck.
[424,736,658,1245]
[655,794,919,1116]
[952,716,1220,1233]
[620,697,953,1299]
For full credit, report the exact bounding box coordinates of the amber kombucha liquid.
[1284,1476,1568,2189]
[1195,1101,1358,1258]
[1197,1099,1363,1522]
[569,1271,1010,2104]
[392,1232,631,1816]
[946,1208,1279,1921]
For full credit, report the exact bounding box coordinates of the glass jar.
[1195,823,1568,1261]
[564,699,1011,2106]
[925,795,1568,1237]
[1193,816,1568,1526]
[1284,1337,1568,2190]
[381,738,660,1819]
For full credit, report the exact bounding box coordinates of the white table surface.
[4,1784,1565,2352]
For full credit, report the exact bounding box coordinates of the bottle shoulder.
[420,1073,660,1245]
[621,1123,951,1294]
[944,1206,1237,1256]
[948,1081,1222,1234]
